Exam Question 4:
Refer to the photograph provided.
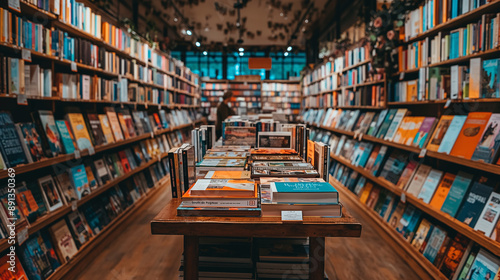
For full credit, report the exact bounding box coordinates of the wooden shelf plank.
[388,97,500,106]
[329,153,500,256]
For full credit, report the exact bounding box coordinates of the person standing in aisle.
[216,90,236,139]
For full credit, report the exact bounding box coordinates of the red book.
[118,151,132,173]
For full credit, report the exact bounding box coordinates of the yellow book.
[98,114,115,143]
[359,182,374,204]
[403,117,425,146]
[392,117,411,144]
[105,111,124,141]
[307,139,315,164]
[65,113,94,151]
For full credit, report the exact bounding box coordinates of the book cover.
[105,110,124,141]
[120,110,137,137]
[450,112,492,159]
[189,179,256,197]
[86,113,106,146]
[388,201,406,228]
[439,234,469,279]
[376,109,398,139]
[468,58,481,99]
[412,117,437,148]
[481,58,499,98]
[66,113,94,151]
[405,164,432,196]
[49,219,78,263]
[85,165,98,190]
[396,161,418,189]
[359,182,374,204]
[19,231,60,280]
[0,112,28,167]
[34,110,63,157]
[473,192,500,236]
[55,172,78,203]
[55,120,76,154]
[204,151,249,159]
[465,249,500,280]
[384,109,408,141]
[69,164,91,199]
[118,151,132,173]
[38,175,64,212]
[0,255,28,279]
[411,219,433,251]
[429,173,457,210]
[17,122,45,162]
[441,171,474,217]
[437,115,468,154]
[422,226,447,263]
[369,145,389,176]
[204,171,251,179]
[98,114,115,143]
[271,181,338,203]
[427,115,454,151]
[417,169,444,204]
[471,114,500,163]
[379,149,409,185]
[366,187,381,209]
[67,211,93,246]
[367,109,388,136]
[15,182,40,221]
[456,180,494,227]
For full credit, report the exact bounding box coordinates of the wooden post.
[183,236,199,280]
[309,236,325,280]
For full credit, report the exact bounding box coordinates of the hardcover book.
[55,120,76,155]
[204,171,251,179]
[417,169,444,204]
[471,114,500,163]
[67,211,93,246]
[396,161,418,189]
[270,181,338,203]
[473,192,500,236]
[69,164,91,199]
[189,179,256,197]
[436,115,467,154]
[66,113,93,151]
[429,173,457,210]
[49,220,78,263]
[456,180,494,227]
[405,164,432,197]
[0,112,28,167]
[450,112,492,159]
[38,175,64,212]
[422,226,447,263]
[441,171,474,217]
[427,115,454,151]
[16,122,45,162]
[98,114,115,143]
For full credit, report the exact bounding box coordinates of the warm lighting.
[195,41,201,47]
[238,47,244,52]
[186,30,192,36]
[287,46,292,51]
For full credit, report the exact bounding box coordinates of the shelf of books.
[301,45,386,110]
[201,79,300,121]
[300,1,500,278]
[0,0,206,279]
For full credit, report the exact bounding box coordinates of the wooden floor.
[75,186,421,280]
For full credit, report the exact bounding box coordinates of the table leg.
[184,235,199,280]
[309,237,325,280]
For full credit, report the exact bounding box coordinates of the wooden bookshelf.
[329,153,500,256]
[388,97,500,106]
[341,60,371,72]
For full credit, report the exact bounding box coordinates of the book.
[359,182,374,204]
[481,58,500,98]
[441,171,474,217]
[86,113,106,146]
[376,109,397,139]
[67,211,93,246]
[270,181,339,203]
[450,112,492,159]
[369,145,389,176]
[33,110,63,157]
[439,234,469,279]
[19,231,60,280]
[55,120,76,155]
[417,169,444,204]
[257,132,292,149]
[252,162,314,171]
[204,171,251,179]
[66,113,94,151]
[38,175,64,212]
[406,164,432,197]
[204,151,249,159]
[251,154,303,161]
[252,169,320,178]
[49,219,78,263]
[55,172,78,203]
[98,114,115,143]
[456,180,494,227]
[396,161,418,189]
[189,179,256,197]
[411,219,433,251]
[422,226,447,263]
[427,115,454,151]
[471,114,500,163]
[69,164,91,199]
[251,148,298,155]
[0,112,28,167]
[15,182,41,222]
[469,58,481,99]
[177,204,262,217]
[379,150,409,185]
[429,173,457,210]
[16,122,45,162]
[105,109,124,141]
[384,109,408,141]
[412,117,437,148]
[473,192,500,236]
[0,255,28,279]
[465,249,500,280]
[437,115,467,154]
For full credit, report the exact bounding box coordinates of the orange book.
[359,182,374,204]
[429,173,456,209]
[427,115,454,151]
[450,112,492,159]
[403,117,425,145]
[307,139,315,164]
[406,81,418,101]
[393,117,411,144]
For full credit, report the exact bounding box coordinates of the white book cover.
[405,164,432,196]
[451,65,459,99]
[474,192,500,236]
[384,109,407,141]
[417,169,444,203]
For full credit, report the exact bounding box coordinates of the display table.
[151,198,362,280]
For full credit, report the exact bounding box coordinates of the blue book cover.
[69,164,91,199]
[423,226,447,262]
[19,231,61,280]
[55,120,76,154]
[450,32,459,59]
[273,182,337,193]
[452,0,458,18]
[441,171,474,217]
[455,180,494,227]
[376,109,398,139]
[417,169,444,203]
[437,115,467,154]
[371,145,389,176]
[481,59,500,98]
[0,112,28,167]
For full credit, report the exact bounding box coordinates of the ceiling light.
[195,41,201,47]
[287,46,292,51]
[239,52,244,56]
[304,19,309,23]
[238,47,244,52]
[284,52,289,57]
[186,30,192,36]
[203,51,208,55]
[181,28,186,35]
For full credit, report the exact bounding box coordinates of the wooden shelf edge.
[329,153,500,256]
[46,179,167,280]
[330,177,448,280]
[388,97,500,106]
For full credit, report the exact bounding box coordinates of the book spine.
[168,152,178,198]
[182,149,189,195]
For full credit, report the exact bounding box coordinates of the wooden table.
[151,198,362,280]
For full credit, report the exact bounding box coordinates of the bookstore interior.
[1,0,500,279]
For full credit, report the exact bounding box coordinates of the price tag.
[74,150,81,159]
[157,154,161,162]
[145,103,148,109]
[353,131,359,139]
[281,210,303,221]
[121,103,124,109]
[71,201,78,211]
[150,131,155,138]
[17,227,28,245]
[399,72,405,80]
[71,62,77,72]
[17,94,28,105]
[358,133,363,141]
[158,104,161,110]
[353,85,356,92]
[8,0,21,12]
[444,99,451,108]
[419,148,427,158]
[22,49,31,62]
[88,146,95,155]
[401,192,406,203]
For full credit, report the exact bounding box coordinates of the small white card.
[281,210,303,221]
[74,150,81,159]
[399,72,405,80]
[17,94,28,105]
[419,148,427,158]
[8,0,21,12]
[71,200,78,211]
[17,227,28,245]
[88,146,95,155]
[401,192,407,203]
[444,99,451,108]
[71,62,77,72]
[22,49,31,62]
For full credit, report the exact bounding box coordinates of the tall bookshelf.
[301,1,500,279]
[201,79,300,121]
[0,1,203,279]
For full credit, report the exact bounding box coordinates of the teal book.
[422,226,447,263]
[69,164,91,199]
[455,180,494,227]
[417,169,444,204]
[441,171,474,217]
[367,109,388,136]
[271,182,339,203]
[376,109,397,139]
[481,58,500,98]
[437,115,467,154]
[370,145,389,176]
[55,120,75,154]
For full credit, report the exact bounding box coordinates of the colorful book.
[0,255,28,279]
[270,182,338,203]
[439,234,469,279]
[465,249,500,280]
[98,114,115,143]
[481,58,500,98]
[456,180,494,227]
[422,226,447,263]
[37,175,63,212]
[105,110,124,141]
[49,220,78,263]
[471,114,500,163]
[19,231,61,280]
[441,171,474,217]
[69,164,91,199]
[437,115,467,154]
[16,122,45,162]
[66,113,93,151]
[86,113,107,146]
[384,109,408,141]
[204,171,251,179]
[473,192,500,236]
[55,120,76,154]
[450,112,492,159]
[375,109,398,138]
[427,115,454,151]
[33,110,63,157]
[412,117,436,148]
[396,161,418,189]
[417,169,444,204]
[411,219,433,251]
[429,173,456,210]
[189,179,256,197]
[405,164,432,197]
[0,112,28,167]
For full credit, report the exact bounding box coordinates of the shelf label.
[8,0,21,12]
[353,131,359,139]
[158,104,161,110]
[399,72,405,80]
[71,201,78,211]
[157,154,161,162]
[120,103,124,109]
[358,133,363,141]
[88,146,95,155]
[150,131,155,138]
[419,148,427,158]
[401,192,406,203]
[22,49,31,62]
[444,99,451,108]
[145,103,148,109]
[74,150,81,159]
[17,227,28,245]
[71,62,77,72]
[17,94,28,105]
[281,210,303,221]
[134,103,138,110]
